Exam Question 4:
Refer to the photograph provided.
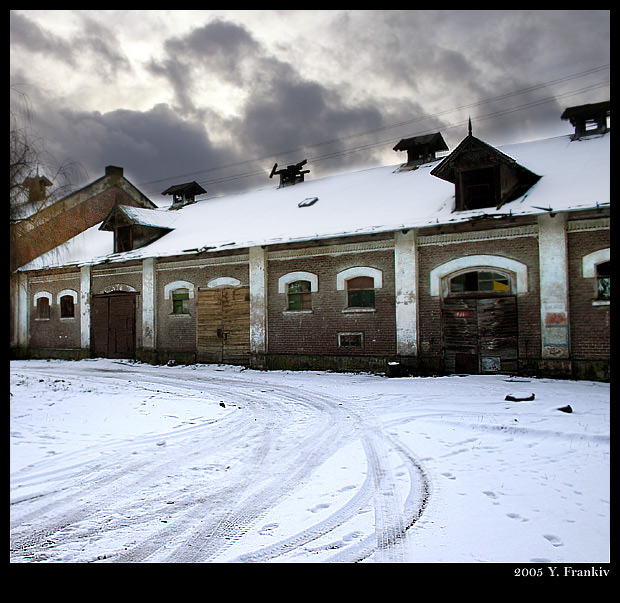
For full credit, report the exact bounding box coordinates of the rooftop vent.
[561,101,610,140]
[270,159,310,187]
[393,133,448,169]
[162,181,207,210]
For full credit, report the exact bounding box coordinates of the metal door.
[196,287,250,364]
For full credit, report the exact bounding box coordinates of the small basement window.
[450,270,511,294]
[596,261,610,301]
[338,332,364,348]
[172,288,190,314]
[287,280,312,311]
[347,276,375,308]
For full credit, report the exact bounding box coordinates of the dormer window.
[100,205,174,253]
[459,166,499,210]
[430,127,540,212]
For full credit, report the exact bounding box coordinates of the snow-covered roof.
[19,131,609,272]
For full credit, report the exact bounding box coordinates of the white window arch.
[164,280,195,299]
[57,289,78,305]
[278,271,319,293]
[207,277,242,289]
[336,267,383,290]
[582,248,610,278]
[33,291,53,307]
[429,255,528,297]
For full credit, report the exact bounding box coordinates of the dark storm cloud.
[10,10,130,81]
[10,11,610,200]
[148,18,402,179]
[27,97,240,202]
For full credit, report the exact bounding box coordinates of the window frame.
[346,276,376,309]
[287,280,312,311]
[171,288,191,314]
[448,269,513,297]
[596,261,610,301]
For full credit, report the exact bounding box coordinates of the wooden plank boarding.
[196,287,250,364]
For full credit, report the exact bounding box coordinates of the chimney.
[269,159,310,187]
[105,165,124,178]
[162,181,207,210]
[393,133,448,169]
[561,101,610,140]
[22,175,53,204]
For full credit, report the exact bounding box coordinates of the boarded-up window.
[60,295,75,318]
[37,296,50,320]
[347,276,375,308]
[287,280,312,310]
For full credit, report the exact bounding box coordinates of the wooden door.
[196,287,250,364]
[442,296,517,374]
[91,292,136,359]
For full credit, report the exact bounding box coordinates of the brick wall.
[417,231,541,369]
[267,249,396,357]
[155,258,249,355]
[28,272,82,351]
[568,228,610,361]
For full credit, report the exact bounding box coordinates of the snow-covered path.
[10,359,609,563]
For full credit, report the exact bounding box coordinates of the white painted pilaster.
[394,230,419,356]
[249,246,268,354]
[80,265,91,349]
[16,272,29,348]
[538,213,570,358]
[142,258,157,349]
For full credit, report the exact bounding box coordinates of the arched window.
[37,296,50,319]
[60,295,75,318]
[34,291,52,320]
[449,270,512,295]
[287,280,312,310]
[57,289,78,318]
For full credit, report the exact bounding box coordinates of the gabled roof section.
[430,133,541,209]
[99,205,176,232]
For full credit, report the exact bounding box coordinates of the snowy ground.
[10,359,610,564]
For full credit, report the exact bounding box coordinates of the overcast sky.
[10,10,610,206]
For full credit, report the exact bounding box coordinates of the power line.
[139,64,609,195]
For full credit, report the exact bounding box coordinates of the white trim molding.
[582,248,610,278]
[207,277,241,289]
[33,291,53,306]
[278,271,319,293]
[336,266,383,290]
[429,255,528,297]
[164,280,196,299]
[57,289,78,305]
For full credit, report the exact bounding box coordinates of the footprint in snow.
[506,512,529,522]
[543,534,564,547]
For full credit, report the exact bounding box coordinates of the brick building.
[11,103,610,380]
